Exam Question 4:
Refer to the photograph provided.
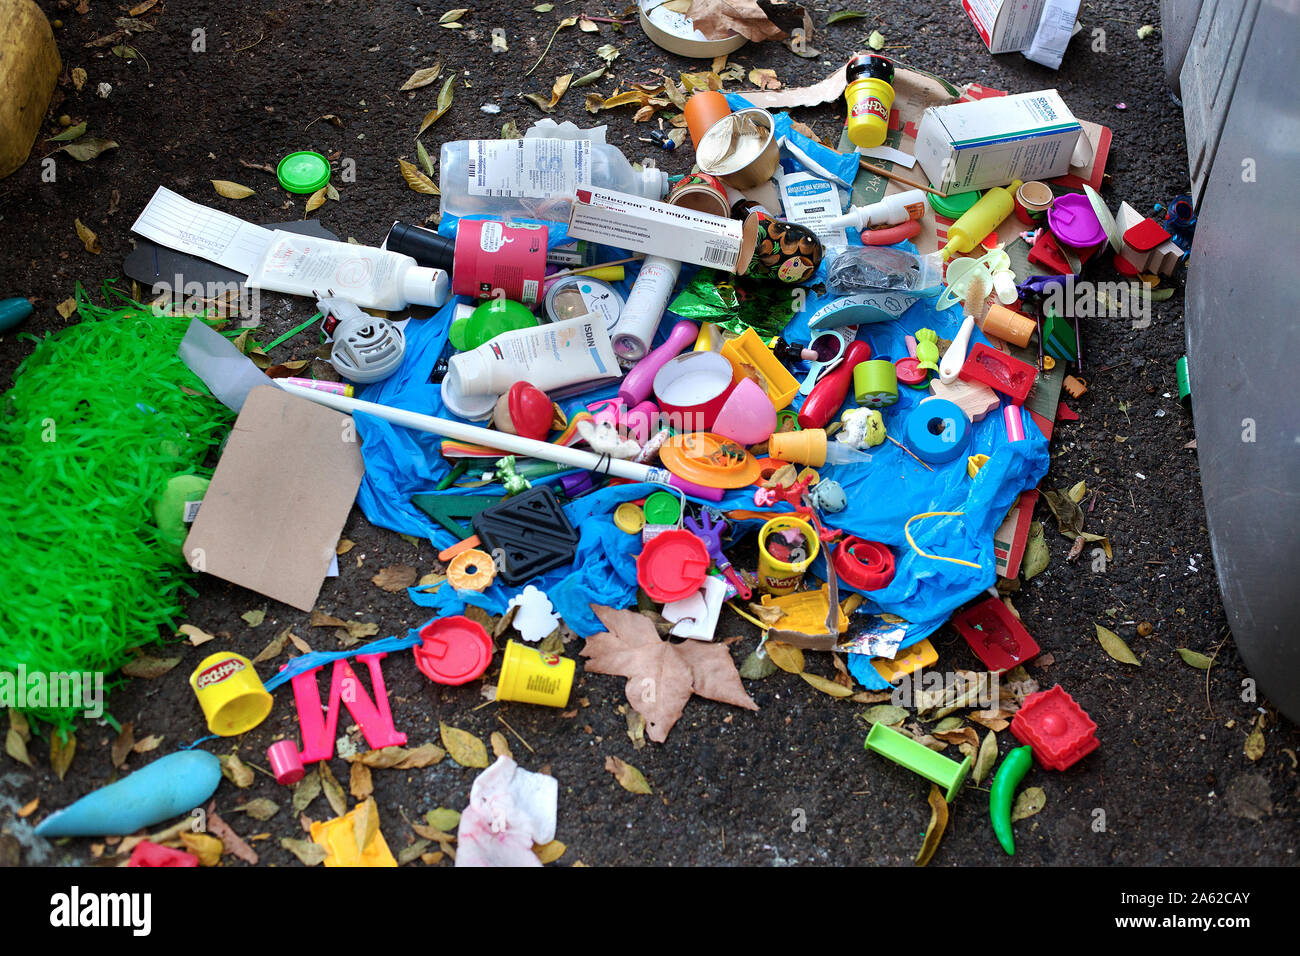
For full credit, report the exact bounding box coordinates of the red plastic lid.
[894,356,929,387]
[832,536,896,591]
[637,529,711,602]
[413,616,494,685]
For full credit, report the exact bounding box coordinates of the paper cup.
[1014,181,1053,225]
[497,640,574,707]
[757,515,820,595]
[697,108,780,190]
[189,652,273,737]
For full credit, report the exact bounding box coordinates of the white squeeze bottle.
[246,231,449,310]
[439,139,669,222]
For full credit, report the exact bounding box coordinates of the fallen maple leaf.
[581,605,757,743]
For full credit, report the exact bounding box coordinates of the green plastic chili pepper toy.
[989,744,1034,855]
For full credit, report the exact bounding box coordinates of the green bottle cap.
[928,189,981,221]
[643,491,681,526]
[277,151,331,194]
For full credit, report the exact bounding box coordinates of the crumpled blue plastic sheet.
[354,153,1049,691]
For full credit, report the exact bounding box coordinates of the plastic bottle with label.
[439,139,669,222]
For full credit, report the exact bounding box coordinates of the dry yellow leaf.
[74,218,101,255]
[800,671,853,697]
[605,755,652,794]
[534,839,566,863]
[440,722,489,768]
[180,832,225,866]
[211,180,256,199]
[304,187,327,214]
[398,159,440,196]
[765,641,805,674]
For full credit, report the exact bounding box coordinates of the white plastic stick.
[274,381,724,500]
[939,315,975,385]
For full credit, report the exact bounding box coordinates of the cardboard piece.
[184,385,365,611]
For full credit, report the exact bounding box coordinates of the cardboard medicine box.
[567,186,756,273]
[915,89,1082,193]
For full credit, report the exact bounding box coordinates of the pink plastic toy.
[128,841,199,868]
[267,739,306,785]
[288,653,406,763]
[619,320,698,407]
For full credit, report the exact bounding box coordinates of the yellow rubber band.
[903,511,982,570]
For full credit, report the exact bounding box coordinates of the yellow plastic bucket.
[188,652,273,736]
[757,515,820,595]
[497,640,574,708]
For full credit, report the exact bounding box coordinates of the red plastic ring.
[832,536,896,591]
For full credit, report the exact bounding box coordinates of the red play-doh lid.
[637,529,711,603]
[414,616,494,685]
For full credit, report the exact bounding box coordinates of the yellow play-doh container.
[844,54,895,149]
[757,515,820,595]
[497,640,574,707]
[188,652,273,736]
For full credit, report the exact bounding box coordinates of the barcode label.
[184,499,203,523]
[701,244,735,267]
[466,161,477,178]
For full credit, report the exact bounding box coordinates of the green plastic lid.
[277,151,331,194]
[643,491,681,526]
[928,189,981,221]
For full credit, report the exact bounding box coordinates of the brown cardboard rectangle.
[184,385,364,612]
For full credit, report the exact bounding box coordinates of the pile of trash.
[4,11,1193,867]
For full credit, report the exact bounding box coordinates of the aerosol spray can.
[611,256,682,361]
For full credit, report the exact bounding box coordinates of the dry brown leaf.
[581,606,757,743]
[915,785,949,866]
[122,654,181,678]
[605,755,652,794]
[111,722,135,769]
[50,730,76,780]
[490,731,513,760]
[319,762,347,817]
[281,837,326,865]
[132,734,163,754]
[1011,786,1047,822]
[336,538,355,556]
[251,628,290,664]
[178,624,216,646]
[398,159,440,196]
[373,564,418,592]
[220,753,255,788]
[399,61,443,91]
[292,772,322,813]
[6,710,32,767]
[350,762,374,800]
[206,807,259,864]
[56,296,78,319]
[18,798,39,818]
[395,742,446,768]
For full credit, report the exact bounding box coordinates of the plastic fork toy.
[683,511,751,600]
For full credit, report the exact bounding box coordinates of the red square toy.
[952,597,1040,672]
[1011,685,1099,771]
